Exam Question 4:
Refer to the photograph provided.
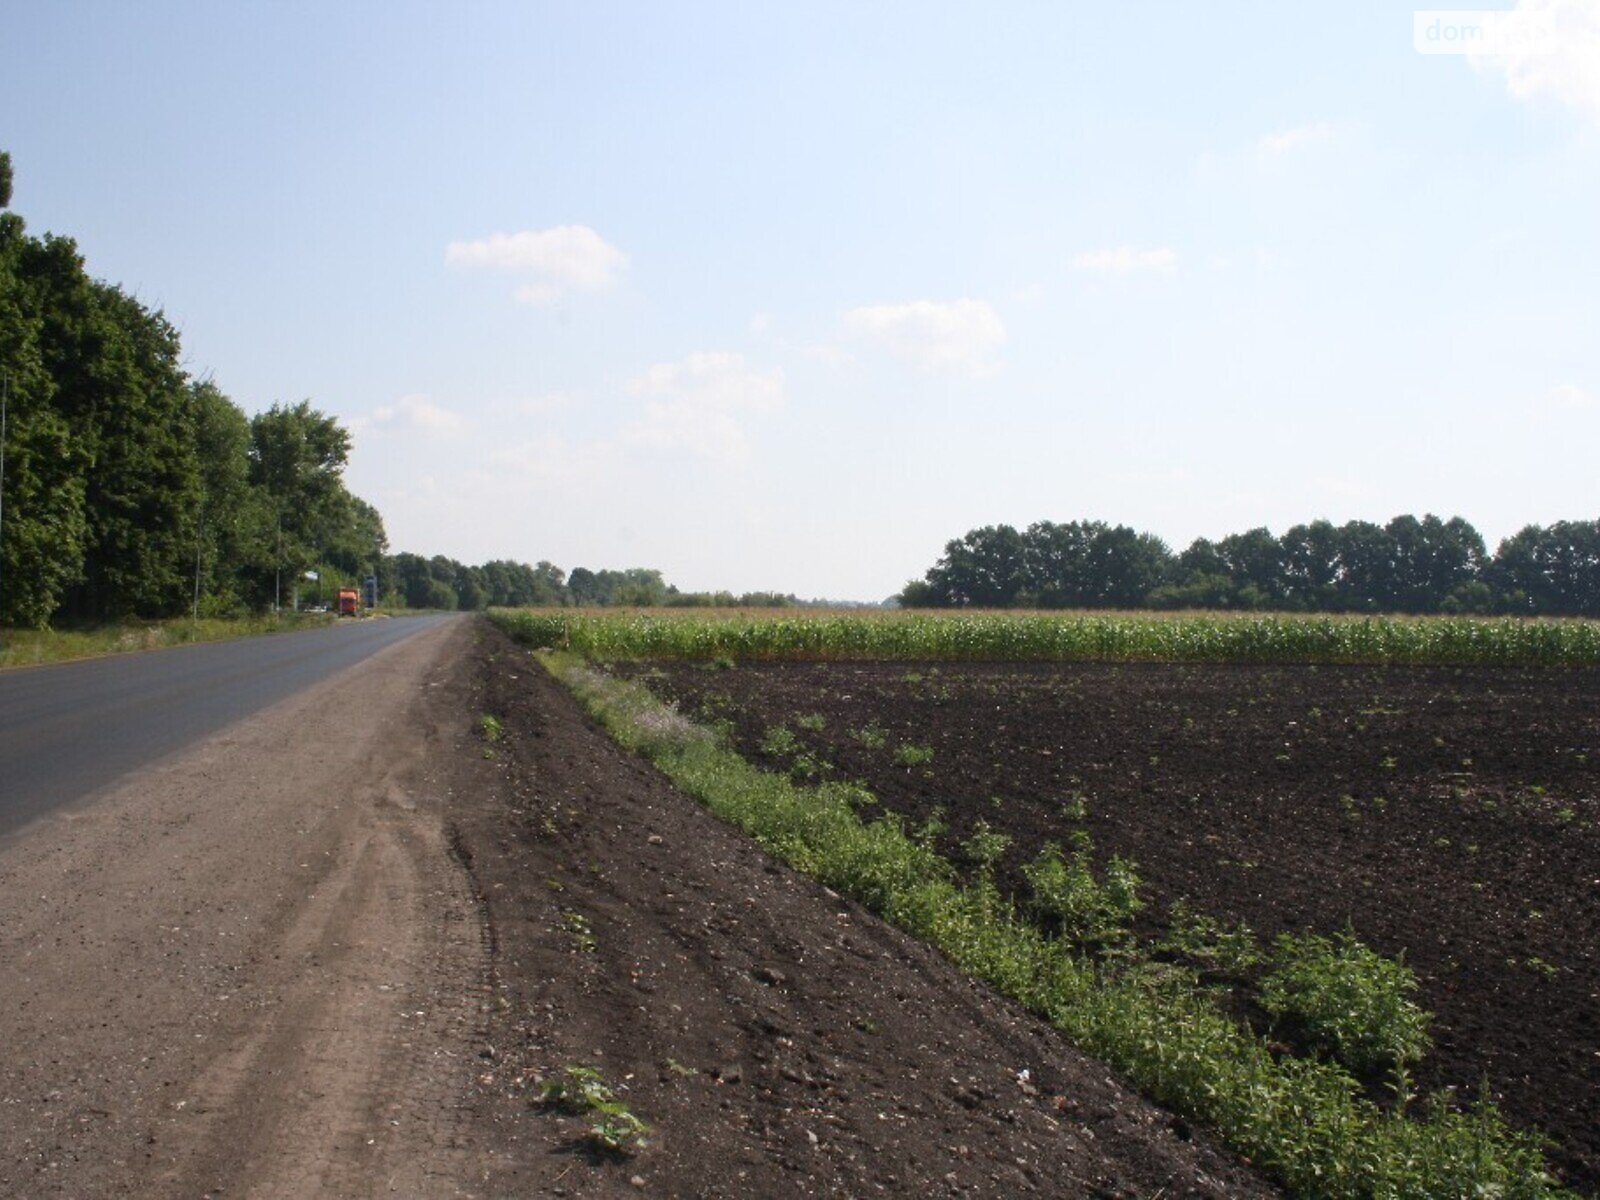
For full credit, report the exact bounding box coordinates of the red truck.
[336,587,360,617]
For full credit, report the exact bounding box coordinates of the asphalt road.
[0,614,458,838]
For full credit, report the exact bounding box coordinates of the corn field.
[491,608,1600,667]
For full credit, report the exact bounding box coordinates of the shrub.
[1022,841,1143,946]
[1260,931,1432,1075]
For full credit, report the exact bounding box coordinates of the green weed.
[960,819,1010,872]
[1260,931,1431,1076]
[561,910,597,953]
[539,1065,649,1154]
[1159,901,1263,974]
[759,725,800,757]
[1021,841,1142,947]
[893,743,934,767]
[852,721,888,749]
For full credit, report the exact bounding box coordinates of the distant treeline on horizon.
[384,556,804,612]
[897,517,1600,617]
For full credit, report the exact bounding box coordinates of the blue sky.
[4,2,1597,599]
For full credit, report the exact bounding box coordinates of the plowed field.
[627,660,1600,1193]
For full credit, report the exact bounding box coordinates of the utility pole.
[192,510,204,626]
[0,371,9,624]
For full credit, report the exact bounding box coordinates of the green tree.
[609,568,670,606]
[923,524,1028,607]
[390,552,434,609]
[1022,520,1104,607]
[76,285,198,617]
[1491,521,1600,616]
[1083,525,1171,607]
[319,493,388,582]
[1383,514,1485,613]
[454,562,487,611]
[1214,527,1284,609]
[1331,520,1397,612]
[0,211,89,626]
[1278,521,1342,611]
[19,229,200,620]
[248,401,352,606]
[568,566,603,606]
[188,380,258,614]
[1,153,393,623]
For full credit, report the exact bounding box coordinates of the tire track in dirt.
[0,618,490,1198]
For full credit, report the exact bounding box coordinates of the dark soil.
[628,659,1600,1195]
[451,625,1282,1197]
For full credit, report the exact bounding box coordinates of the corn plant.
[492,607,1600,667]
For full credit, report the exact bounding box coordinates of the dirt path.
[0,618,489,1198]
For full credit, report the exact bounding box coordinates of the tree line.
[0,152,386,627]
[900,516,1600,617]
[386,555,795,611]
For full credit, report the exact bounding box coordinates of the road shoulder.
[0,618,488,1198]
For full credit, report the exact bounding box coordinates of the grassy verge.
[493,607,1600,667]
[533,645,1574,1200]
[0,611,336,671]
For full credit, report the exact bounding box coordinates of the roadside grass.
[0,611,337,671]
[493,607,1600,668]
[534,647,1573,1200]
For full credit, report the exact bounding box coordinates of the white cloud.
[512,283,562,306]
[506,391,576,417]
[1546,382,1595,410]
[1468,0,1600,127]
[622,352,785,464]
[486,432,620,488]
[445,225,628,304]
[1071,246,1179,275]
[358,394,468,436]
[842,298,1006,375]
[796,341,853,367]
[1258,122,1335,155]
